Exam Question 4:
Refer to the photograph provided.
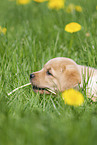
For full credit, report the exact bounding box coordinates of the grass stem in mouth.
[8,83,31,96]
[46,88,56,95]
[8,83,56,96]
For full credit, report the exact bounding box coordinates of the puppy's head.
[30,57,81,94]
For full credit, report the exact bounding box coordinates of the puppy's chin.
[32,86,50,94]
[33,89,50,94]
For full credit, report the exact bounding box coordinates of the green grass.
[0,0,97,145]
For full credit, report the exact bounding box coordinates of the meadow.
[0,0,97,145]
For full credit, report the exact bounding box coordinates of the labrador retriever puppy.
[30,57,97,101]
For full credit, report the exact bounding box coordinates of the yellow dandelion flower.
[33,0,48,2]
[16,0,31,5]
[75,5,82,12]
[62,89,84,106]
[2,28,7,35]
[48,0,65,10]
[0,26,7,35]
[96,6,97,10]
[64,22,81,33]
[66,4,75,13]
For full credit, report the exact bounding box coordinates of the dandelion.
[62,89,84,106]
[0,26,7,35]
[96,6,97,10]
[66,4,75,13]
[33,0,48,2]
[16,0,31,5]
[75,5,82,12]
[48,0,65,10]
[64,22,81,33]
[66,4,82,13]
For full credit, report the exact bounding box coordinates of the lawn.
[0,0,97,145]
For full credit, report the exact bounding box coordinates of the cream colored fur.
[30,57,97,101]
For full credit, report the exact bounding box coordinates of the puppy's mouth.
[32,85,56,95]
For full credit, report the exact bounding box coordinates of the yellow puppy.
[30,57,97,101]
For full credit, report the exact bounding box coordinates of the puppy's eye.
[46,70,53,76]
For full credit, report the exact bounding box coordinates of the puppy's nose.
[30,73,35,79]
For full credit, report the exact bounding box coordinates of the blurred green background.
[0,0,97,145]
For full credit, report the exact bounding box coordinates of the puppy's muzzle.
[30,73,35,79]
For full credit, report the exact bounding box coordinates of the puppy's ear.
[66,65,81,86]
[61,64,81,91]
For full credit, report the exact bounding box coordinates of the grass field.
[0,0,97,145]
